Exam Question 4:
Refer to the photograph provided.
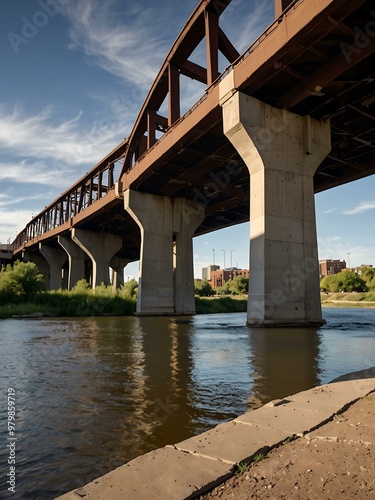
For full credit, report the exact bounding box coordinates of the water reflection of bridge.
[12,0,375,326]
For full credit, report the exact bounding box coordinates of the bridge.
[11,0,375,326]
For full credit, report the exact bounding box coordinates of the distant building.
[202,265,220,281]
[211,267,249,288]
[0,244,12,267]
[319,259,346,277]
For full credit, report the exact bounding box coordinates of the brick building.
[210,267,249,288]
[319,259,346,277]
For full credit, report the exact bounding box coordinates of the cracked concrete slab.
[173,420,286,464]
[234,403,334,436]
[55,447,232,500]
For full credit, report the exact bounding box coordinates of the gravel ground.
[199,392,375,499]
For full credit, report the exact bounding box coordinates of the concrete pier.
[22,250,49,287]
[72,229,123,288]
[39,243,67,290]
[58,235,87,290]
[124,189,204,315]
[221,90,331,327]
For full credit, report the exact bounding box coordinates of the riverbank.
[321,292,375,308]
[55,367,375,499]
[0,295,247,318]
[2,292,375,319]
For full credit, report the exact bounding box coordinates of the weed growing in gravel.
[234,462,250,475]
[283,434,297,444]
[252,452,268,463]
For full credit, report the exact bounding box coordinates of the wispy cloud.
[343,201,375,215]
[0,190,54,207]
[221,0,274,53]
[60,0,274,108]
[0,208,34,243]
[0,105,125,169]
[323,208,339,214]
[0,101,130,241]
[0,160,76,187]
[61,0,173,89]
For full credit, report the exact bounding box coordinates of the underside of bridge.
[120,0,375,221]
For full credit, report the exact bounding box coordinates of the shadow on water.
[247,326,322,409]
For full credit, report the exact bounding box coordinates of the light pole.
[222,249,226,269]
[347,252,351,270]
[212,249,215,266]
[230,250,235,268]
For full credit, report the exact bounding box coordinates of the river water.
[1,308,375,499]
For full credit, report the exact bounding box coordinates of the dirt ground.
[199,392,375,499]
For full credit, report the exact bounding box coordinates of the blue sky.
[0,0,374,281]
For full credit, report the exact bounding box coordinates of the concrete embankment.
[55,368,375,500]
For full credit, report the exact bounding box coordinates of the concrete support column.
[124,190,204,315]
[71,229,123,288]
[39,243,67,290]
[221,91,331,327]
[22,251,49,287]
[110,256,129,290]
[58,235,87,290]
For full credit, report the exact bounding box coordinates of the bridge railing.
[11,148,127,253]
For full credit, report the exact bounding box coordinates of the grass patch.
[0,286,136,319]
[321,292,375,308]
[195,296,247,314]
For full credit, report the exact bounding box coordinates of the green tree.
[216,284,231,296]
[231,275,249,294]
[194,279,214,296]
[320,270,367,293]
[320,275,336,292]
[360,266,375,290]
[0,260,45,294]
[337,270,367,292]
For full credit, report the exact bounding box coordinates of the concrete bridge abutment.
[124,189,204,315]
[71,229,123,288]
[221,91,331,327]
